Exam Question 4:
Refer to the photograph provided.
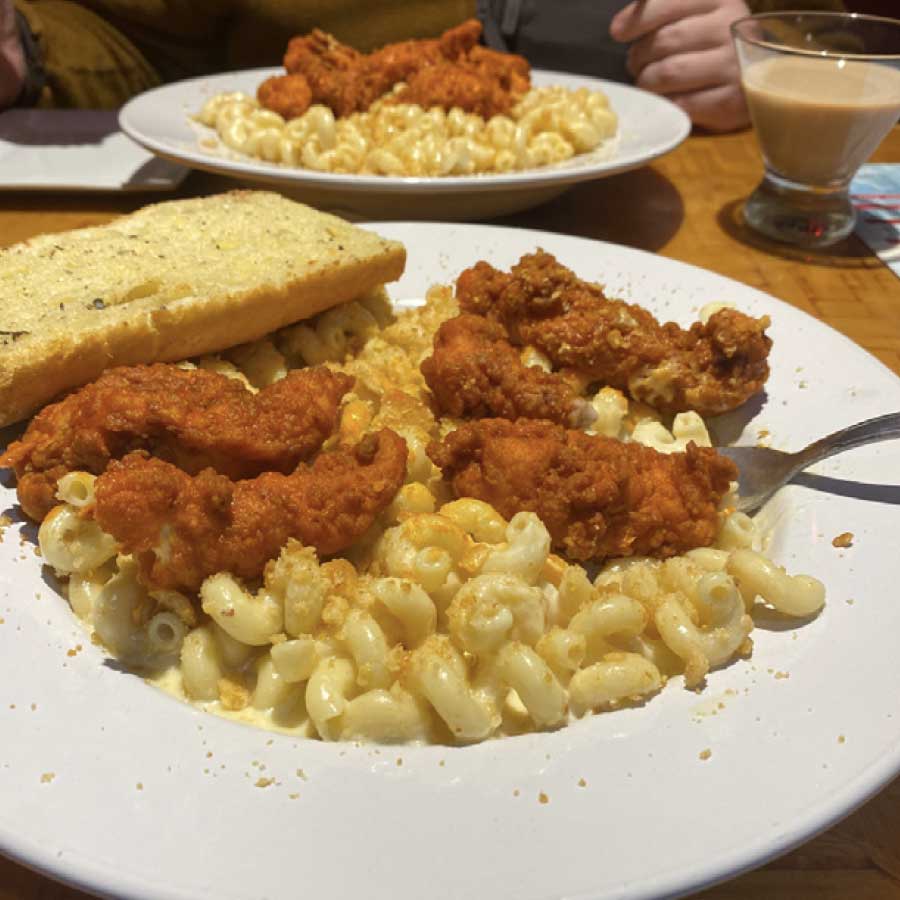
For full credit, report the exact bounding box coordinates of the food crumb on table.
[832,532,854,548]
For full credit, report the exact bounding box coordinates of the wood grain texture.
[1,127,898,900]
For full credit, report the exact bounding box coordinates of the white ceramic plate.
[2,223,900,900]
[0,110,188,192]
[119,68,690,219]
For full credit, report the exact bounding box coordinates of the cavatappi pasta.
[41,477,822,743]
[36,288,826,744]
[194,85,618,177]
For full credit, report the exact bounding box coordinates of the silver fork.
[717,412,900,514]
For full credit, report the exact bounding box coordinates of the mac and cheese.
[196,85,617,177]
[44,492,822,743]
[36,287,826,744]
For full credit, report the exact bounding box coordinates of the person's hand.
[0,0,25,110]
[610,0,751,132]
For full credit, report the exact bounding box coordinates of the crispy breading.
[428,418,737,561]
[436,19,482,59]
[93,430,408,592]
[456,252,771,416]
[256,73,313,119]
[385,22,529,116]
[283,29,379,117]
[420,313,590,426]
[0,364,352,521]
[466,45,530,96]
[399,62,517,119]
[366,38,443,87]
[270,20,530,120]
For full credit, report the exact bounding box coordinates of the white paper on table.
[851,164,900,278]
[0,109,187,191]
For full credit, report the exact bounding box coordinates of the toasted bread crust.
[0,191,405,426]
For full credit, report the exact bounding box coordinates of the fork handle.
[799,412,900,467]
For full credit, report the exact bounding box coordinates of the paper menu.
[0,109,187,191]
[851,164,900,278]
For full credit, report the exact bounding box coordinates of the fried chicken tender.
[274,20,530,119]
[366,37,443,87]
[93,430,408,592]
[1,364,353,522]
[391,22,529,117]
[436,18,482,59]
[466,45,531,97]
[256,73,313,119]
[283,28,379,116]
[285,27,363,76]
[420,314,592,427]
[456,252,772,416]
[400,62,517,119]
[428,419,737,561]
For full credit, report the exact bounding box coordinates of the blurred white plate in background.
[0,110,187,191]
[120,68,690,219]
[2,223,900,900]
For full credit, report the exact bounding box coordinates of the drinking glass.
[731,12,900,248]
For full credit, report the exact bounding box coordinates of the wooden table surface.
[1,127,899,900]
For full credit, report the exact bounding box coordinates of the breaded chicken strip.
[278,20,529,119]
[390,22,529,117]
[1,364,353,521]
[399,62,517,119]
[466,44,530,97]
[455,252,771,416]
[428,419,737,561]
[420,314,593,427]
[283,28,380,116]
[436,18,482,59]
[93,429,407,592]
[365,37,443,87]
[257,73,313,119]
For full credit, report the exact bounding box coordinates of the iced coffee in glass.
[732,13,900,248]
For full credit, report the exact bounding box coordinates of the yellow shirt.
[15,0,844,109]
[15,0,475,107]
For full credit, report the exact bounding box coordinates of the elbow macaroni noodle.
[35,287,826,744]
[44,487,824,742]
[195,85,617,177]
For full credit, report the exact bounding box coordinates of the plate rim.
[3,221,900,900]
[118,67,691,195]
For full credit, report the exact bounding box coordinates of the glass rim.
[730,10,900,62]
